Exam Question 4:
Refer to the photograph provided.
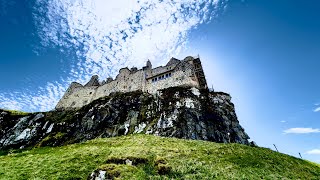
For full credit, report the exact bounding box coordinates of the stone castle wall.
[55,56,207,110]
[145,60,199,94]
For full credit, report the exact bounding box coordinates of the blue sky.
[0,0,320,163]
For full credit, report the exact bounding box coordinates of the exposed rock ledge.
[0,86,250,150]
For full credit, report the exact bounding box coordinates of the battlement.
[55,56,208,110]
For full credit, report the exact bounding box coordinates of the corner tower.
[146,60,152,69]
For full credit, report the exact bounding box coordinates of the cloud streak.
[306,149,320,155]
[314,107,320,112]
[0,0,226,112]
[283,128,320,134]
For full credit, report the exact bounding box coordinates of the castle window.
[169,73,172,77]
[166,74,169,78]
[89,92,92,94]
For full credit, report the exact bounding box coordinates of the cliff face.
[0,87,250,150]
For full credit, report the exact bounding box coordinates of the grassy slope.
[0,135,319,180]
[0,109,30,116]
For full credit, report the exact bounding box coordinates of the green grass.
[0,109,30,116]
[0,134,319,179]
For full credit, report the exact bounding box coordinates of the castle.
[55,56,207,110]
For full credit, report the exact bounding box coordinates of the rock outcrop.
[0,87,250,150]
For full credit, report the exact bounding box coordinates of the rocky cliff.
[0,86,250,150]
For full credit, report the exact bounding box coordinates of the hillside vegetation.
[0,134,319,179]
[0,109,30,116]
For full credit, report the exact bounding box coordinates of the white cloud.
[280,120,286,123]
[283,128,320,134]
[33,0,226,81]
[314,107,320,112]
[306,149,320,155]
[0,0,226,112]
[0,97,22,111]
[0,81,67,112]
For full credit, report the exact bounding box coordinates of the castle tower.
[146,60,152,69]
[142,60,152,92]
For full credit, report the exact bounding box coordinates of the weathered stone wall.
[94,70,145,101]
[56,86,98,109]
[56,56,207,110]
[55,69,144,109]
[146,61,198,93]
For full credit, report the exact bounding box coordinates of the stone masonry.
[55,56,208,110]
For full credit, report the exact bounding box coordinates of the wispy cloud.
[306,149,320,155]
[314,107,320,112]
[0,0,227,112]
[0,81,67,112]
[283,128,320,134]
[280,120,286,123]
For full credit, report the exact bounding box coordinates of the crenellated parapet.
[55,56,208,110]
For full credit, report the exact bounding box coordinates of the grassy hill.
[0,134,319,179]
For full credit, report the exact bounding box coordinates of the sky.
[0,0,320,163]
